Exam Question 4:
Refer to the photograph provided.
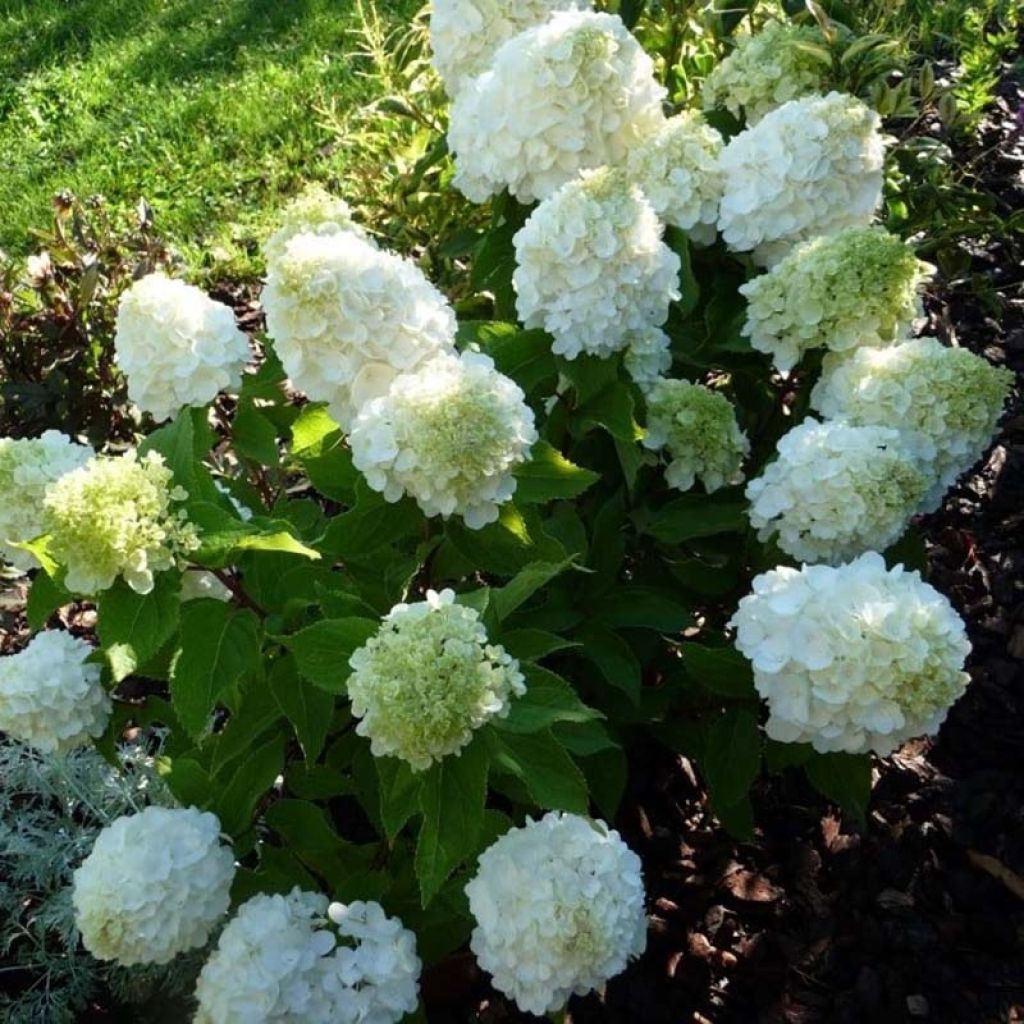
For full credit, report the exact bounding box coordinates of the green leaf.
[281,618,378,694]
[492,559,574,622]
[320,482,422,559]
[233,403,279,466]
[97,574,181,682]
[447,504,566,577]
[500,629,580,661]
[764,739,813,774]
[156,756,211,809]
[513,442,599,503]
[215,733,286,836]
[641,493,748,544]
[805,752,872,823]
[682,643,756,699]
[592,585,690,633]
[190,502,321,567]
[577,381,643,442]
[209,676,283,775]
[170,600,262,738]
[702,708,762,809]
[497,665,602,734]
[267,654,335,762]
[557,353,620,405]
[487,728,589,814]
[376,757,423,839]
[457,322,557,395]
[416,737,488,906]
[140,406,218,502]
[573,623,642,703]
[289,404,358,503]
[26,571,69,630]
[577,745,627,820]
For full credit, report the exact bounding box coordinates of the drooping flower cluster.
[72,806,235,966]
[350,350,537,528]
[262,231,456,430]
[348,589,525,771]
[625,111,724,243]
[466,812,647,1016]
[43,450,199,596]
[430,0,591,95]
[448,10,666,203]
[740,227,933,372]
[194,889,421,1024]
[812,336,1014,509]
[702,21,830,124]
[0,431,91,570]
[114,273,251,423]
[263,184,369,265]
[513,168,680,360]
[717,92,886,266]
[624,325,673,390]
[0,631,109,754]
[746,419,928,565]
[642,379,749,492]
[730,553,971,755]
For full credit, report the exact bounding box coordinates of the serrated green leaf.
[487,728,589,814]
[233,403,279,465]
[170,600,261,738]
[497,665,602,734]
[513,441,599,503]
[702,708,762,809]
[416,738,488,906]
[805,752,872,823]
[592,585,691,633]
[281,617,378,694]
[492,559,574,622]
[500,628,580,661]
[97,574,181,682]
[376,757,422,839]
[573,623,642,703]
[457,322,557,395]
[215,733,286,836]
[26,570,69,630]
[189,502,321,567]
[641,492,748,544]
[682,643,756,698]
[320,482,422,559]
[289,404,357,503]
[267,654,334,762]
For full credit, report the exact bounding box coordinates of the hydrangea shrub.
[0,3,1011,1019]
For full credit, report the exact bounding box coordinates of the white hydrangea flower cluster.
[43,450,200,596]
[0,631,109,754]
[430,0,591,95]
[194,889,421,1024]
[72,806,235,966]
[740,227,934,372]
[624,325,673,390]
[262,231,456,430]
[114,273,251,423]
[263,184,370,265]
[642,379,749,492]
[625,111,724,243]
[448,10,666,203]
[0,431,91,570]
[348,588,525,771]
[717,92,886,266]
[702,21,830,124]
[350,350,537,528]
[729,552,971,755]
[513,168,680,360]
[812,337,1014,510]
[746,419,929,565]
[466,812,647,1016]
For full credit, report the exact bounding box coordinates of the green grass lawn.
[0,0,417,277]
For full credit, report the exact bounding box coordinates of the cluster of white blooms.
[626,111,724,243]
[513,168,680,360]
[195,890,420,1024]
[43,450,200,596]
[730,553,971,754]
[430,0,591,94]
[466,812,647,1016]
[812,337,1014,510]
[262,231,456,430]
[718,92,886,266]
[0,431,91,570]
[642,379,749,492]
[350,350,537,528]
[72,806,234,965]
[740,227,933,372]
[263,185,369,265]
[746,419,928,565]
[702,21,829,124]
[0,631,109,754]
[448,10,666,204]
[624,325,673,390]
[114,273,251,423]
[348,589,525,771]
